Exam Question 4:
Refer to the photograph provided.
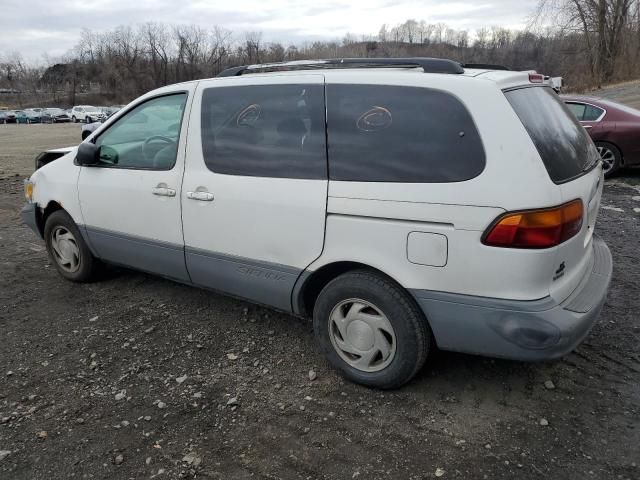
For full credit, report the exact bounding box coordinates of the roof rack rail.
[217,58,465,77]
[463,63,511,71]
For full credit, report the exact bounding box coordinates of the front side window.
[95,93,187,170]
[200,84,326,179]
[326,85,485,183]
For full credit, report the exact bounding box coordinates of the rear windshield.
[505,87,600,183]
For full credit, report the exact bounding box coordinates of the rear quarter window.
[326,85,485,183]
[506,87,600,183]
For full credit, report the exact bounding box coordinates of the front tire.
[596,141,622,178]
[44,210,101,282]
[72,116,77,123]
[313,270,432,389]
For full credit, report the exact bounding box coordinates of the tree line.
[1,0,639,107]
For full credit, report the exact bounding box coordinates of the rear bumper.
[411,236,613,361]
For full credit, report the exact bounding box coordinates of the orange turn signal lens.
[483,200,583,249]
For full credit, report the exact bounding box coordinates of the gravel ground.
[586,80,640,109]
[0,124,79,178]
[0,110,639,480]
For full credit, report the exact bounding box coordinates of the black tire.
[313,270,432,389]
[72,116,77,123]
[595,141,622,178]
[44,210,101,282]
[85,116,90,124]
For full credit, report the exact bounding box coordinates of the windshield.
[505,86,600,183]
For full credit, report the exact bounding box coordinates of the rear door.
[181,74,328,311]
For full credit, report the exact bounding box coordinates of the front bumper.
[21,202,41,238]
[411,236,613,361]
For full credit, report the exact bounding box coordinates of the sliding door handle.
[187,191,214,202]
[152,187,176,197]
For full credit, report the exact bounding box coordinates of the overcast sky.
[1,0,538,61]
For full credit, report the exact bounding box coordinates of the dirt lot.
[0,124,80,178]
[589,80,640,109]
[1,111,639,480]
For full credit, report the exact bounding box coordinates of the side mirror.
[76,142,99,166]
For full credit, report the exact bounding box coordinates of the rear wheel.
[596,142,621,178]
[44,210,101,282]
[72,116,77,123]
[85,116,91,123]
[313,270,432,389]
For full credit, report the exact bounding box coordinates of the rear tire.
[44,210,101,282]
[313,270,432,389]
[72,116,77,123]
[596,141,621,178]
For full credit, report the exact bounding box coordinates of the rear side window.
[506,87,600,183]
[566,103,586,120]
[583,104,605,121]
[326,85,485,183]
[201,84,326,179]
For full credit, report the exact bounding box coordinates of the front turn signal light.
[24,180,34,202]
[483,200,583,249]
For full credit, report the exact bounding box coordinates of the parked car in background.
[23,58,611,389]
[71,106,106,123]
[16,110,48,124]
[43,108,71,123]
[3,110,17,123]
[563,95,640,177]
[81,120,104,140]
[108,105,125,116]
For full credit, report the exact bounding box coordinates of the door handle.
[152,187,176,197]
[187,191,214,202]
[583,125,593,129]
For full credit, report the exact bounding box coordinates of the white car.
[70,105,106,123]
[22,58,612,388]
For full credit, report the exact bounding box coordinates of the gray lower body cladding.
[411,236,613,361]
[185,247,301,312]
[21,203,40,237]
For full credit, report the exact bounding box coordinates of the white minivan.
[22,58,612,388]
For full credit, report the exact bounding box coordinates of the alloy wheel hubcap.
[50,226,80,273]
[328,299,396,373]
[597,146,615,173]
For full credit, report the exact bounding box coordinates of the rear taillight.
[483,200,583,249]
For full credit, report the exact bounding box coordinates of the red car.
[563,95,640,177]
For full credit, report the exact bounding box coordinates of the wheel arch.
[293,261,410,318]
[595,139,624,165]
[36,201,64,237]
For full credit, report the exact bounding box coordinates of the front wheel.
[596,142,622,178]
[72,116,77,123]
[44,210,101,282]
[313,270,432,389]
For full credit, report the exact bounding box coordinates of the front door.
[77,90,193,281]
[181,75,328,311]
